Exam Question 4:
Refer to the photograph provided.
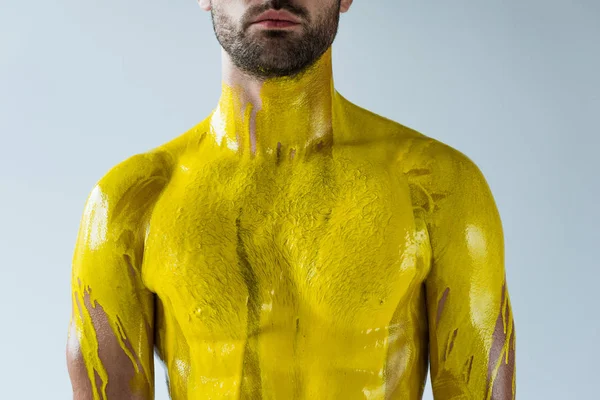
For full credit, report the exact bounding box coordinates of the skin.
[66,1,516,399]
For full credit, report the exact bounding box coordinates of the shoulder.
[412,140,502,241]
[342,98,484,183]
[86,120,205,216]
[392,132,481,179]
[81,119,212,240]
[388,130,496,223]
[388,125,485,183]
[343,99,492,205]
[77,147,178,256]
[88,150,174,216]
[416,137,488,191]
[423,139,494,211]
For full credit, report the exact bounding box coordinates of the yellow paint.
[68,48,515,399]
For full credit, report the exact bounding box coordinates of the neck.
[209,47,343,160]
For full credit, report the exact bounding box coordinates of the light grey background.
[1,1,598,398]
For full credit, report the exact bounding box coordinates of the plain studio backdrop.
[1,1,598,398]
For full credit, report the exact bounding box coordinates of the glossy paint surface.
[68,49,515,399]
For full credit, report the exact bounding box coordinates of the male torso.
[139,96,441,399]
[69,90,514,399]
[68,5,515,399]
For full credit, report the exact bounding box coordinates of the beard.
[210,0,341,79]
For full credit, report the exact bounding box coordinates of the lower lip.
[253,19,299,28]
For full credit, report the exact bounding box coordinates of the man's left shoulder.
[387,131,497,218]
[387,128,482,180]
[355,107,489,187]
[421,139,501,227]
[423,138,486,181]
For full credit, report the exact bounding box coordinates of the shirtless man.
[66,0,516,399]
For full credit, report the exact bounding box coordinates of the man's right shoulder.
[94,150,173,199]
[86,119,209,220]
[81,149,175,239]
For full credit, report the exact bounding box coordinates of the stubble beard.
[211,1,341,80]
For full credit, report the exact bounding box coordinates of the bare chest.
[143,150,430,340]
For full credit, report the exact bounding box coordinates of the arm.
[66,152,170,400]
[425,148,516,399]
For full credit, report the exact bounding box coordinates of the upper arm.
[424,147,516,399]
[66,152,171,400]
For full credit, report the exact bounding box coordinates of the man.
[66,0,516,399]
